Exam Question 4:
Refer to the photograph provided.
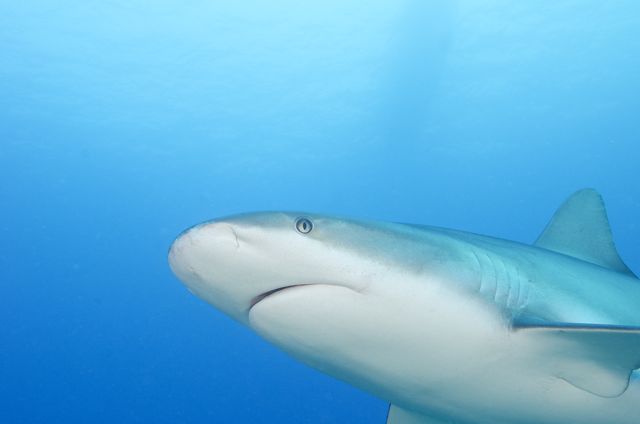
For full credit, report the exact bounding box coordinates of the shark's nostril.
[195,222,240,249]
[229,226,240,249]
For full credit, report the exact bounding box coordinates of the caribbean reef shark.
[168,189,640,424]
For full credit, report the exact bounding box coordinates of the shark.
[168,189,640,424]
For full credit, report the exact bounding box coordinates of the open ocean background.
[2,1,639,423]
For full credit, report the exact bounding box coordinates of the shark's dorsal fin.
[512,322,640,398]
[534,189,635,277]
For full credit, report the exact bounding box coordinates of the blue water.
[2,1,639,423]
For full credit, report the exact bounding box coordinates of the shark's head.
[168,212,497,406]
[168,212,377,324]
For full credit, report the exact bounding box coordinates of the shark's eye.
[295,217,313,234]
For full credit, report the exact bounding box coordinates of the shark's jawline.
[248,284,312,312]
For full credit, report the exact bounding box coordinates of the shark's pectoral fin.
[534,189,636,277]
[387,405,457,424]
[513,322,640,398]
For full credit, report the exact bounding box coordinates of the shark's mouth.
[249,284,313,312]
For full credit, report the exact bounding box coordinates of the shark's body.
[168,189,640,424]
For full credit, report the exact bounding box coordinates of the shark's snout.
[168,220,260,323]
[168,222,239,284]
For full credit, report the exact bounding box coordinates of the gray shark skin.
[168,189,640,424]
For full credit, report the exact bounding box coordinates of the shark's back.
[408,189,639,326]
